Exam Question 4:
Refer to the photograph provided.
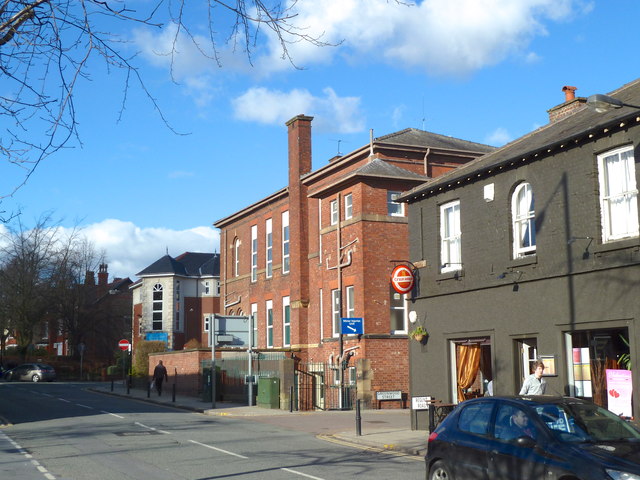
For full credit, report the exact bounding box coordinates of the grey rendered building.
[401,80,640,429]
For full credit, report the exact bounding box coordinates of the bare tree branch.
[0,1,335,204]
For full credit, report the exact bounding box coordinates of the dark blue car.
[426,396,640,480]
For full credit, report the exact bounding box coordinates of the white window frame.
[344,193,353,220]
[251,225,258,282]
[204,281,210,295]
[440,200,461,273]
[204,315,211,333]
[234,238,240,277]
[282,296,290,347]
[598,145,639,242]
[512,182,536,258]
[331,289,340,337]
[345,286,355,318]
[266,300,274,348]
[390,287,407,334]
[265,218,273,278]
[319,288,324,341]
[387,191,404,216]
[251,303,258,348]
[282,211,290,274]
[152,283,163,331]
[330,199,338,225]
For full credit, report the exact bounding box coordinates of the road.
[0,382,424,479]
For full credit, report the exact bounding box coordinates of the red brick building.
[214,115,493,407]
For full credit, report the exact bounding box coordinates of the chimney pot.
[563,86,577,102]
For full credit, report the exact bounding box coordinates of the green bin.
[257,377,280,409]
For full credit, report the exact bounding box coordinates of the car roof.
[464,396,589,407]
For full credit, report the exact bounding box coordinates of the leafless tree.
[0,0,331,201]
[0,215,59,357]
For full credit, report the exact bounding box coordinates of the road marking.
[58,398,70,403]
[188,439,249,459]
[281,467,326,479]
[76,404,93,409]
[0,432,56,479]
[101,410,124,418]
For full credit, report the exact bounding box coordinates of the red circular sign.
[391,265,415,294]
[118,339,131,351]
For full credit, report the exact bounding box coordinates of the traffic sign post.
[117,339,131,392]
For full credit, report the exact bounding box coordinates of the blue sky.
[2,0,638,280]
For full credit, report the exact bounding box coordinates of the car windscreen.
[534,403,640,443]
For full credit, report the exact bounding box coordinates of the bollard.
[172,383,176,403]
[356,399,362,436]
[429,403,435,433]
[290,386,294,412]
[111,379,114,392]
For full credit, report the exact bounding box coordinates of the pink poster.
[606,369,633,418]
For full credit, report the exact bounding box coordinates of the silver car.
[4,363,56,382]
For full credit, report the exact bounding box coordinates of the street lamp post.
[587,94,640,113]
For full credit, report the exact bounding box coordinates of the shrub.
[132,341,166,377]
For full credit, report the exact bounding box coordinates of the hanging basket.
[413,334,425,342]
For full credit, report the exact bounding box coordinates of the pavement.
[87,381,429,459]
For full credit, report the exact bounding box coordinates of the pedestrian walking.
[519,360,547,395]
[153,360,168,396]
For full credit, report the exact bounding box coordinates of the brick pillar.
[286,115,313,347]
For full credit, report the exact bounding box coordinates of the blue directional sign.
[341,317,364,335]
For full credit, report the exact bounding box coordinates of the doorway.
[449,337,492,403]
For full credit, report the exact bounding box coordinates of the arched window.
[152,283,163,330]
[512,182,536,258]
[234,238,240,277]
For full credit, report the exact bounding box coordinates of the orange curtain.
[457,344,481,402]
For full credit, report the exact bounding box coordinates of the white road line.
[101,410,124,418]
[188,439,249,459]
[1,432,56,479]
[76,404,92,409]
[134,422,156,431]
[281,467,326,480]
[58,398,70,403]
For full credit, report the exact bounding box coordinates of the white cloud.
[257,0,582,76]
[79,219,219,280]
[485,127,512,146]
[231,87,364,133]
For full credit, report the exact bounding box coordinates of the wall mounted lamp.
[497,270,523,291]
[568,236,593,259]
[587,94,640,113]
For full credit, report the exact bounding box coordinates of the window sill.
[594,236,640,254]
[509,254,537,268]
[437,269,464,280]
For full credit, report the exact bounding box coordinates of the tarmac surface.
[88,381,429,459]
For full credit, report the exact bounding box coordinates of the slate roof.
[401,78,640,202]
[355,158,429,180]
[137,252,219,277]
[376,128,495,153]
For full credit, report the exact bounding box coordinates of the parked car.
[3,363,56,382]
[426,396,640,480]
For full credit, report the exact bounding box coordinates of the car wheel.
[429,460,454,480]
[31,374,41,382]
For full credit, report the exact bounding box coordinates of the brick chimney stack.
[286,114,313,346]
[548,85,586,123]
[98,263,108,286]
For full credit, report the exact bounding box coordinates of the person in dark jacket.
[153,360,168,396]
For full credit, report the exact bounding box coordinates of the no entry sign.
[391,265,415,294]
[118,339,131,351]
